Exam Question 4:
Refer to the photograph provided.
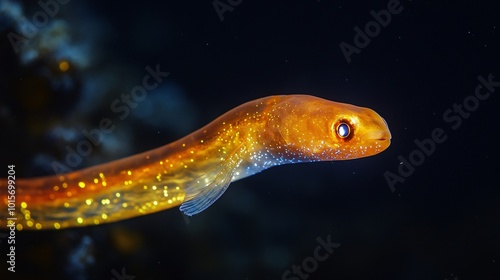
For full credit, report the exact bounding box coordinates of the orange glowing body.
[0,95,391,230]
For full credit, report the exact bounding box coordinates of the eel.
[0,95,391,230]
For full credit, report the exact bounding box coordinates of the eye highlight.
[335,122,351,139]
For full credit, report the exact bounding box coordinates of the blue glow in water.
[66,235,95,280]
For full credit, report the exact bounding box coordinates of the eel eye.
[336,123,351,138]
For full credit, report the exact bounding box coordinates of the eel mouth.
[365,129,392,141]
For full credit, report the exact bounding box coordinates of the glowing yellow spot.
[77,217,83,224]
[93,219,100,225]
[85,199,92,205]
[160,161,163,165]
[94,178,99,183]
[59,60,70,72]
[168,199,172,204]
[53,185,59,191]
[115,192,121,198]
[101,213,108,219]
[153,201,158,206]
[54,223,61,229]
[27,221,33,227]
[62,182,68,188]
[64,202,69,208]
[101,199,110,205]
[152,185,157,190]
[143,185,148,190]
[176,186,180,190]
[21,202,27,208]
[127,170,132,175]
[102,181,107,187]
[124,181,129,186]
[78,182,85,188]
[99,172,104,178]
[16,224,23,231]
[35,223,42,229]
[122,203,128,208]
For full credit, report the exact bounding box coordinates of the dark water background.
[0,0,498,279]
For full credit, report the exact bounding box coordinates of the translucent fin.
[180,145,245,216]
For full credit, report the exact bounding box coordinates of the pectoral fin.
[180,145,245,216]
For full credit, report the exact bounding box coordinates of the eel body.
[1,95,391,230]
